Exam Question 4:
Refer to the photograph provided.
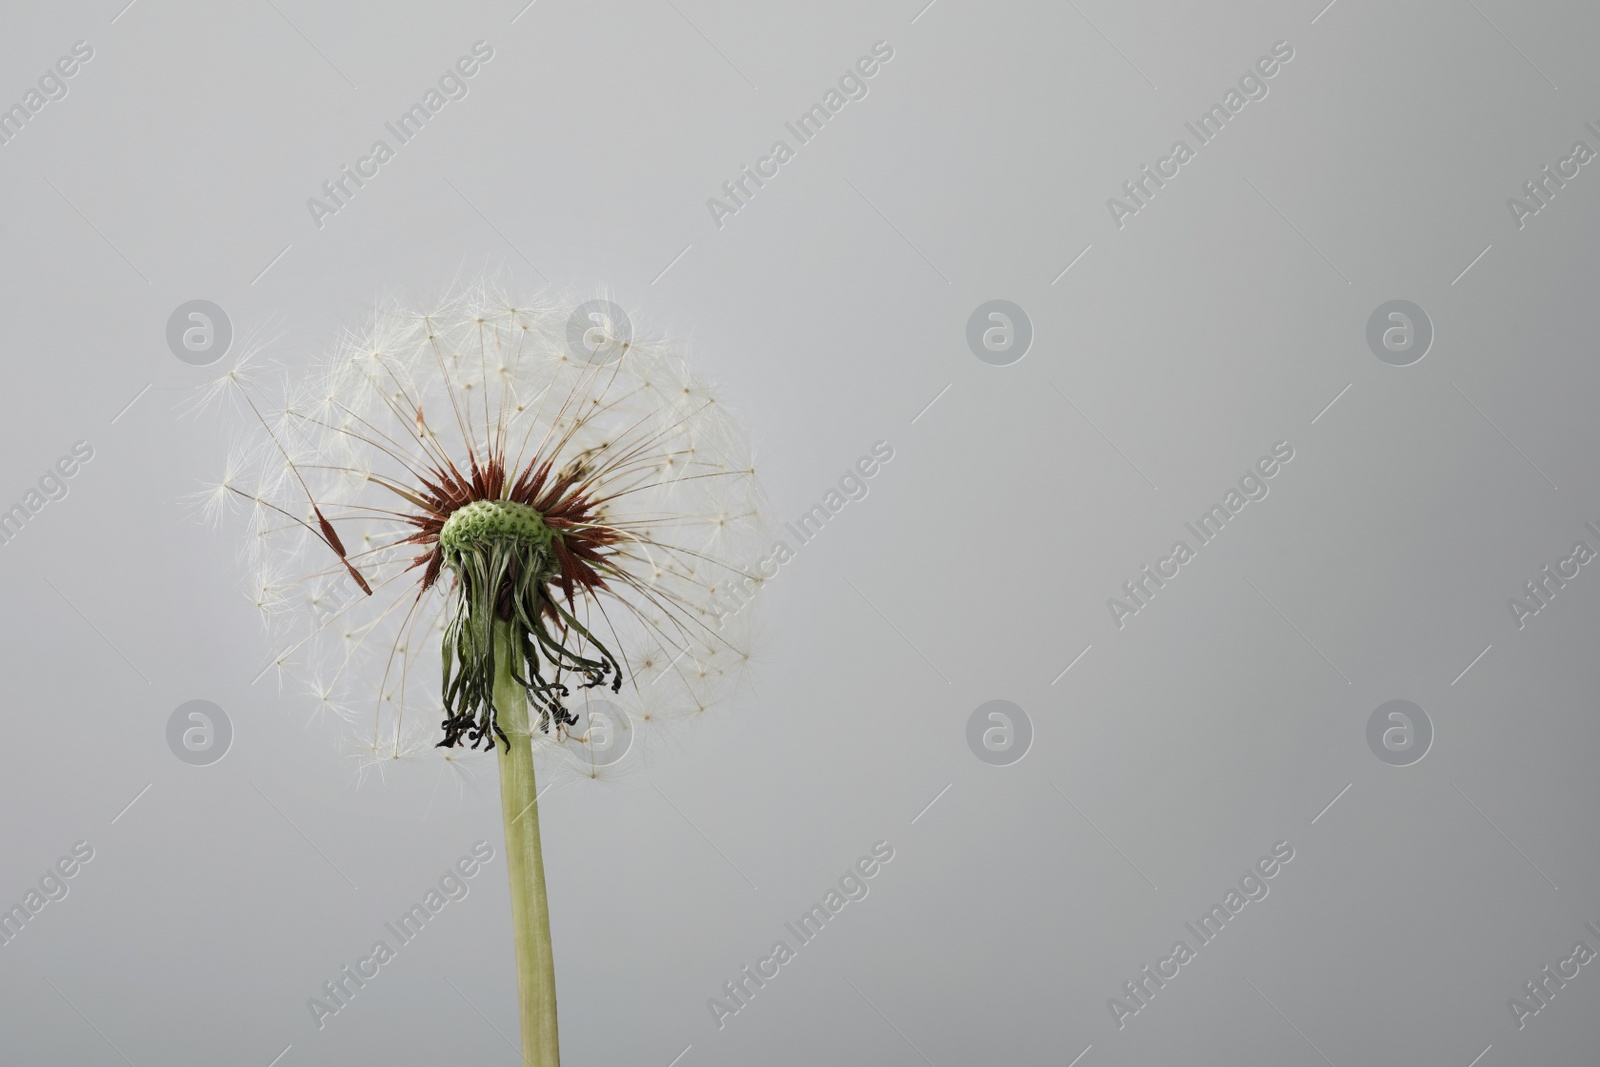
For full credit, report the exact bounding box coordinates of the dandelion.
[210,282,765,1064]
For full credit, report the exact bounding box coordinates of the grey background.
[1,0,1598,1063]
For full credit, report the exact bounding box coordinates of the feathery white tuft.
[212,283,769,777]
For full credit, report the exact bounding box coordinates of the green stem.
[494,619,561,1066]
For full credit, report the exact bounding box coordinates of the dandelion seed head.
[216,283,769,772]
